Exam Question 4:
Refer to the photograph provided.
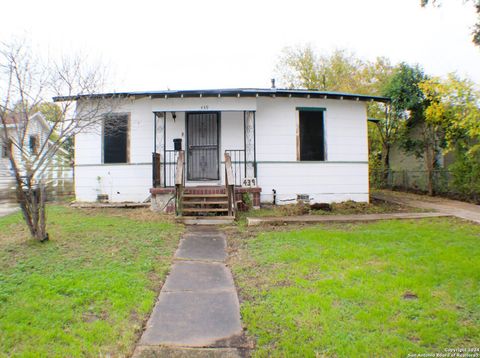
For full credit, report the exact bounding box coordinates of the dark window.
[1,143,8,158]
[299,110,325,161]
[29,135,38,155]
[103,114,129,163]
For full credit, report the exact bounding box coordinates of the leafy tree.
[429,74,479,150]
[367,121,385,187]
[420,74,480,197]
[375,63,427,181]
[34,102,63,123]
[421,0,480,46]
[276,45,321,90]
[276,45,393,95]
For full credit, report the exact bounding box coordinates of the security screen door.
[186,112,220,180]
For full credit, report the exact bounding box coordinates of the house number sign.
[242,178,257,187]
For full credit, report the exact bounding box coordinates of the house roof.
[1,112,50,130]
[0,112,50,130]
[53,88,390,103]
[2,113,25,125]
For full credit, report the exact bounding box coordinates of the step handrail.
[175,150,185,216]
[224,152,236,217]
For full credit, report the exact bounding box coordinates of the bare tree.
[0,39,115,241]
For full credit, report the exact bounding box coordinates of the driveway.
[373,190,480,224]
[0,200,19,218]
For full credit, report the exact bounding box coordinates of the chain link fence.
[370,169,478,202]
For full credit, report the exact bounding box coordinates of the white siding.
[255,97,369,203]
[75,98,154,202]
[0,135,15,198]
[75,164,151,202]
[74,96,370,203]
[257,163,369,203]
[0,114,73,199]
[255,97,368,162]
[151,97,256,112]
[165,112,185,151]
[220,112,244,154]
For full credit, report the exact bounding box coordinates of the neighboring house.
[56,87,388,216]
[0,112,73,200]
[389,122,454,191]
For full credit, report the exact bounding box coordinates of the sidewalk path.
[0,200,18,218]
[247,211,451,226]
[373,190,480,225]
[133,226,246,358]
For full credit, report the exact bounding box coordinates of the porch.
[150,110,261,219]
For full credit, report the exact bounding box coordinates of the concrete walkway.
[0,200,19,218]
[247,211,451,226]
[133,227,246,358]
[373,190,480,225]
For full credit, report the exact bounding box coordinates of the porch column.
[244,111,256,180]
[154,112,165,187]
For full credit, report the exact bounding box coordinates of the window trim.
[29,135,39,155]
[1,142,9,158]
[102,113,131,164]
[296,108,327,162]
[295,106,327,112]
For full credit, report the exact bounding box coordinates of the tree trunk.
[425,147,435,196]
[17,184,49,242]
[381,143,391,186]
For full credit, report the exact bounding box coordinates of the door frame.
[185,111,221,181]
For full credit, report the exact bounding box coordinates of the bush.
[449,150,480,203]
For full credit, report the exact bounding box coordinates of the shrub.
[449,149,480,203]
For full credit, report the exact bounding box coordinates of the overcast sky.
[1,0,479,93]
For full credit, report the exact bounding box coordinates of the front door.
[186,112,220,181]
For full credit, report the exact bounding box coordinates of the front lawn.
[0,206,181,356]
[229,218,480,357]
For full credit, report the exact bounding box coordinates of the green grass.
[230,219,480,357]
[0,206,182,357]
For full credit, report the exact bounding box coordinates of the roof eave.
[53,89,390,103]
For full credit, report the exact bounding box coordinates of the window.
[103,114,129,164]
[29,135,39,155]
[298,109,326,161]
[1,143,8,158]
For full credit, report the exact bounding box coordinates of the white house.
[0,112,73,200]
[56,88,388,217]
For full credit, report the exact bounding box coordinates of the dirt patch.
[82,310,109,323]
[403,291,419,300]
[241,199,424,224]
[74,207,175,223]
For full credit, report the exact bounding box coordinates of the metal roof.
[53,88,390,103]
